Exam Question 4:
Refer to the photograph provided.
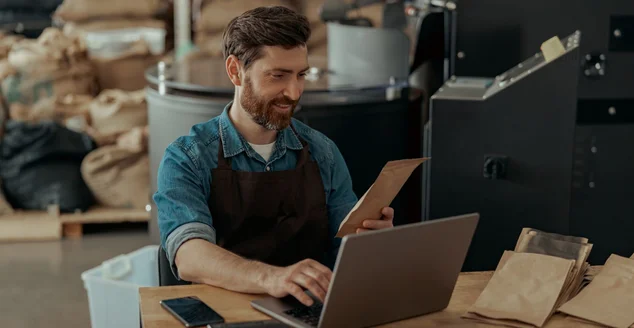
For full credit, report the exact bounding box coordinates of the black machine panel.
[452,0,634,100]
[296,90,423,227]
[571,102,634,265]
[425,32,580,271]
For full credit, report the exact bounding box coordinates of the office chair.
[158,246,191,286]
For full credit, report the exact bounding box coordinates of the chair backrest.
[158,246,191,286]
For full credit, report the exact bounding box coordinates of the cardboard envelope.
[336,158,428,237]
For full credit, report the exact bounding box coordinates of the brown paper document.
[465,251,574,327]
[559,255,634,328]
[336,158,428,237]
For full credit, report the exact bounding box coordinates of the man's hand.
[357,207,394,233]
[262,259,333,306]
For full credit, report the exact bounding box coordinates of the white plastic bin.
[82,245,159,328]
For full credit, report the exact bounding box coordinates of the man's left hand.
[357,207,394,233]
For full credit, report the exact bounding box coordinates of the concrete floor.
[0,224,152,328]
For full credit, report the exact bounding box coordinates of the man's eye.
[272,74,283,78]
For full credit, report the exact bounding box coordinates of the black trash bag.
[0,119,97,212]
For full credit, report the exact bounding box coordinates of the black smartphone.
[160,296,225,327]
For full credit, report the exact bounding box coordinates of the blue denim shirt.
[154,103,358,278]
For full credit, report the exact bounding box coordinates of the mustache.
[268,96,298,106]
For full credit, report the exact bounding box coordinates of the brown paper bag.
[81,145,149,209]
[336,158,428,237]
[631,253,634,259]
[515,227,588,251]
[466,251,574,327]
[89,89,147,135]
[516,234,591,278]
[559,255,634,328]
[462,312,536,328]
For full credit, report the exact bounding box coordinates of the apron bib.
[208,125,329,266]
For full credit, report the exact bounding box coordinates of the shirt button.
[266,166,271,172]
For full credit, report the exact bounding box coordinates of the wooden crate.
[0,205,150,241]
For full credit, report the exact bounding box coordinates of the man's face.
[239,46,309,131]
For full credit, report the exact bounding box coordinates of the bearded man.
[154,6,394,307]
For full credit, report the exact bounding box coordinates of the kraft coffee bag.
[559,255,634,328]
[465,251,574,328]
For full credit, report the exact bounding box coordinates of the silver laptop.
[251,213,479,328]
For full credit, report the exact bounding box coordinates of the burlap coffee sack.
[116,126,149,153]
[8,28,88,74]
[0,33,23,59]
[0,59,16,80]
[54,0,165,22]
[89,89,147,135]
[81,145,149,209]
[196,0,298,32]
[9,94,93,128]
[90,40,162,91]
[0,179,15,216]
[63,18,165,37]
[1,63,98,106]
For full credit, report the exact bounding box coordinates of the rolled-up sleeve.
[153,141,216,279]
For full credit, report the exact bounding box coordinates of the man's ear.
[226,55,242,87]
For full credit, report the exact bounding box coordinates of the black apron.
[208,125,329,266]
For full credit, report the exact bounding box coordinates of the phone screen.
[161,296,225,327]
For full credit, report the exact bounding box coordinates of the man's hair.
[222,6,311,69]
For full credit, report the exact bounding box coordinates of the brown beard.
[240,76,298,131]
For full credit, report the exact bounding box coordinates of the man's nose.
[284,80,302,101]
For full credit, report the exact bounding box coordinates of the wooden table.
[139,271,603,327]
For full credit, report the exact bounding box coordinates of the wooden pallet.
[0,205,150,242]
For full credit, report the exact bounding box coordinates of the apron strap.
[290,124,311,167]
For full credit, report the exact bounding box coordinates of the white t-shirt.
[248,141,276,162]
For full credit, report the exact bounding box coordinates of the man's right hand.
[262,259,333,306]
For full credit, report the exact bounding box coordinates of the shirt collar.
[218,101,303,159]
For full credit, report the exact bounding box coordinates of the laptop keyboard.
[284,303,323,327]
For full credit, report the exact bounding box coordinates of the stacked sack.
[80,89,150,210]
[194,0,300,57]
[0,28,98,107]
[54,0,166,37]
[1,89,97,213]
[54,0,168,91]
[193,0,382,64]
